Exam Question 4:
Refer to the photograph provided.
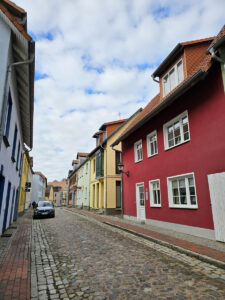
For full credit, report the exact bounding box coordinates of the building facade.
[113,29,225,242]
[76,159,90,209]
[30,172,47,204]
[0,0,35,234]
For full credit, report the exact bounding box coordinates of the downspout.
[111,145,123,216]
[209,48,225,63]
[100,144,107,212]
[0,56,34,150]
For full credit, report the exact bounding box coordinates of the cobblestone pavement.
[32,208,225,300]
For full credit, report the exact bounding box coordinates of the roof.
[77,152,89,157]
[99,119,127,130]
[207,25,225,53]
[152,37,214,78]
[0,0,35,148]
[92,131,103,138]
[72,159,78,165]
[88,108,142,157]
[112,37,215,146]
[48,180,67,189]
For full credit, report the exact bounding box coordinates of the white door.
[136,183,146,221]
[208,172,225,242]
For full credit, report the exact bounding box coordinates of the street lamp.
[117,162,129,177]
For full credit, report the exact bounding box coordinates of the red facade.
[122,64,225,230]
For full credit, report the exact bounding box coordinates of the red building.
[112,27,225,242]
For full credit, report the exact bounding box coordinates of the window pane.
[184,132,189,141]
[180,196,187,204]
[151,143,154,155]
[169,68,176,90]
[190,196,196,205]
[177,61,184,83]
[179,179,185,188]
[163,75,170,96]
[172,180,178,188]
[188,177,194,186]
[153,190,157,204]
[169,140,174,147]
[157,190,161,204]
[189,187,195,195]
[172,188,179,196]
[173,197,179,204]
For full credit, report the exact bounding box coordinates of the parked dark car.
[33,201,55,219]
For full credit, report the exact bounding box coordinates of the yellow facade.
[90,113,140,212]
[18,151,29,213]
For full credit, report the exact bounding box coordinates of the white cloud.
[14,0,225,180]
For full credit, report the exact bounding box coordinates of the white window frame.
[162,59,184,97]
[149,179,161,207]
[147,130,158,157]
[167,172,198,209]
[134,139,143,163]
[163,110,190,150]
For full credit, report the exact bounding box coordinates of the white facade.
[0,3,35,234]
[30,174,46,204]
[77,159,90,208]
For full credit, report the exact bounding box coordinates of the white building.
[30,172,47,204]
[0,0,35,234]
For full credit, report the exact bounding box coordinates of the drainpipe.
[0,56,35,149]
[209,48,225,63]
[100,144,107,212]
[111,145,123,216]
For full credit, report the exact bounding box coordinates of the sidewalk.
[65,207,225,269]
[0,210,32,300]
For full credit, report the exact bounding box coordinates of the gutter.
[112,69,207,147]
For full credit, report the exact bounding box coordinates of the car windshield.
[38,201,53,207]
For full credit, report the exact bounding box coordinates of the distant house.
[76,158,90,209]
[0,0,35,234]
[47,180,67,206]
[89,111,141,214]
[30,172,47,204]
[67,153,88,206]
[112,27,225,242]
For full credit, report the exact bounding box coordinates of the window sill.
[147,153,158,158]
[11,156,16,163]
[165,139,190,151]
[169,205,198,209]
[135,159,143,163]
[150,204,161,208]
[3,135,10,148]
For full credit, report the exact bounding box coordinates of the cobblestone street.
[31,208,225,300]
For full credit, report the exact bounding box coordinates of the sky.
[15,0,225,182]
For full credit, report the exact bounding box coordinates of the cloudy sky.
[16,0,225,181]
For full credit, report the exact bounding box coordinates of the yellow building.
[18,151,31,214]
[90,109,141,214]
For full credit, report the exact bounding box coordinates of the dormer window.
[163,60,184,96]
[96,136,100,146]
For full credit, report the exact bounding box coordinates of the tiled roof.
[0,0,32,41]
[207,25,225,52]
[48,181,67,189]
[181,37,215,47]
[99,119,127,130]
[92,131,103,138]
[77,152,89,157]
[72,160,78,165]
[115,40,214,144]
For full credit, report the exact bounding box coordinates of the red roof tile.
[207,25,225,52]
[77,152,89,157]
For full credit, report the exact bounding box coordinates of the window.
[11,125,18,162]
[147,130,158,157]
[3,90,12,147]
[162,60,184,96]
[149,180,161,207]
[167,173,197,208]
[163,111,190,150]
[16,143,20,170]
[93,159,96,173]
[115,150,122,174]
[103,131,107,139]
[134,140,143,163]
